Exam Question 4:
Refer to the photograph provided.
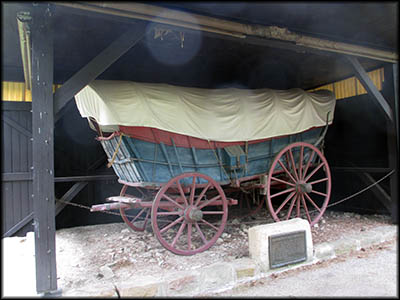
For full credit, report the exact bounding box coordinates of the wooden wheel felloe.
[119,185,151,232]
[266,142,331,226]
[151,172,228,255]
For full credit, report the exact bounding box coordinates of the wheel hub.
[297,181,312,193]
[185,206,203,222]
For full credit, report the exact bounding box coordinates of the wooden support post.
[31,4,59,295]
[384,64,399,224]
[391,64,399,224]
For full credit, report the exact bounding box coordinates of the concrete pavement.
[208,239,398,297]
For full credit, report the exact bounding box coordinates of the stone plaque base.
[248,218,313,272]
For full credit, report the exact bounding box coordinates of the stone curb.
[99,224,398,297]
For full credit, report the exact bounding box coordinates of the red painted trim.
[96,126,321,149]
[117,126,320,149]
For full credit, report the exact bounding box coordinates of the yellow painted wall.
[308,68,384,100]
[2,81,62,102]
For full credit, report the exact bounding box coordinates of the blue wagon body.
[100,127,323,186]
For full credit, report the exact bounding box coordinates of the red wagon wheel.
[119,185,151,232]
[266,142,331,226]
[151,172,228,255]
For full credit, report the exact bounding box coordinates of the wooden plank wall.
[1,101,33,237]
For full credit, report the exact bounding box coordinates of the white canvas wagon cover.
[75,80,336,142]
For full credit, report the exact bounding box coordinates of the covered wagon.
[74,80,336,255]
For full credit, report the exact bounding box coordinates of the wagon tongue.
[90,202,131,212]
[90,195,142,212]
[106,195,141,204]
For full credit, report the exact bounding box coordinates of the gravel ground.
[54,208,391,296]
[1,207,393,297]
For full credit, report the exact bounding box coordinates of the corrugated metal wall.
[2,82,61,102]
[308,68,384,100]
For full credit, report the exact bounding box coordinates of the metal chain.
[56,199,124,217]
[326,169,394,209]
[56,169,395,224]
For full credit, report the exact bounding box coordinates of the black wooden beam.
[2,101,32,111]
[55,182,88,216]
[384,64,399,224]
[54,174,117,182]
[31,5,58,294]
[2,115,32,137]
[345,55,393,121]
[53,23,146,122]
[87,155,107,171]
[2,212,34,238]
[2,172,32,182]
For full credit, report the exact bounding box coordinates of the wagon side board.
[101,127,323,185]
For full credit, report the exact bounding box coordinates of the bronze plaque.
[269,230,307,269]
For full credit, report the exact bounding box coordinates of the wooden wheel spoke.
[194,182,211,207]
[160,216,184,234]
[276,191,296,215]
[296,194,301,217]
[271,176,296,187]
[189,176,196,205]
[286,194,297,220]
[143,209,150,226]
[299,145,304,179]
[162,194,185,210]
[308,177,329,185]
[310,189,328,197]
[198,194,221,210]
[288,148,299,180]
[171,221,187,247]
[195,222,208,245]
[202,211,224,215]
[131,207,147,222]
[278,159,297,183]
[187,223,192,250]
[300,193,312,223]
[156,211,182,216]
[304,193,322,213]
[200,218,219,231]
[176,179,188,207]
[302,150,316,180]
[304,162,325,182]
[270,187,295,199]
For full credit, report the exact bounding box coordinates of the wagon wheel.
[151,172,228,255]
[266,142,331,226]
[119,185,151,232]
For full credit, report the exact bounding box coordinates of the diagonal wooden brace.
[345,55,393,121]
[54,23,146,122]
